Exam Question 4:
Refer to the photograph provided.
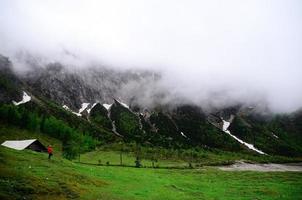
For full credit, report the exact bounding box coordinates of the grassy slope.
[1,124,302,199]
[1,146,302,200]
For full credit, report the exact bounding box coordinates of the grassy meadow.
[1,145,302,199]
[1,125,302,199]
[79,146,302,168]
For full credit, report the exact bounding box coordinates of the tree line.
[0,104,96,159]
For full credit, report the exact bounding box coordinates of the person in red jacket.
[47,145,53,160]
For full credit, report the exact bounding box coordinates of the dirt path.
[218,161,302,172]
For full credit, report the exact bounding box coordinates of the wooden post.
[152,147,154,168]
[120,150,123,166]
[78,143,81,162]
[119,141,123,166]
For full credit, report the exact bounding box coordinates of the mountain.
[0,54,301,158]
[0,55,23,103]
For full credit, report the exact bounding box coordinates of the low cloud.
[1,0,302,112]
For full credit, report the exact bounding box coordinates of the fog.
[0,0,302,112]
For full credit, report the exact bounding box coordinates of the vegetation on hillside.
[110,102,145,142]
[0,104,97,159]
[89,103,112,130]
[230,115,302,157]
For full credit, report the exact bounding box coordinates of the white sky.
[0,0,301,112]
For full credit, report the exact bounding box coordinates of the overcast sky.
[0,0,302,112]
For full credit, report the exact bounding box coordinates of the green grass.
[79,150,190,168]
[79,146,302,169]
[1,124,302,199]
[1,146,302,200]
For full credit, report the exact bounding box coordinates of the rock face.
[0,55,22,103]
[21,63,111,110]
[0,54,302,156]
[19,62,158,111]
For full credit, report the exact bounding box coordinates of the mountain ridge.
[1,54,301,157]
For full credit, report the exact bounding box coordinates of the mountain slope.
[1,54,301,157]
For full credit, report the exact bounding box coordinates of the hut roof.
[1,139,38,150]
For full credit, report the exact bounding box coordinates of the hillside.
[1,54,301,159]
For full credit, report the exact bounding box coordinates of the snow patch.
[115,99,129,109]
[62,105,81,116]
[111,120,122,137]
[87,103,97,113]
[222,120,266,155]
[180,132,187,138]
[103,103,112,110]
[79,103,90,113]
[73,112,82,117]
[12,91,31,106]
[271,132,279,139]
[62,105,69,110]
[102,102,123,137]
[222,120,231,131]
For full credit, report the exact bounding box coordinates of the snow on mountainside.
[115,99,130,109]
[63,102,91,116]
[79,103,90,114]
[87,103,97,113]
[271,132,279,139]
[1,54,302,157]
[180,132,188,138]
[63,105,82,116]
[222,119,266,154]
[12,91,31,106]
[102,103,112,110]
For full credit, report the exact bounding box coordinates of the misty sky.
[0,0,302,112]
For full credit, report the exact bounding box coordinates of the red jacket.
[47,146,53,154]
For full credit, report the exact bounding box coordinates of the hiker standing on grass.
[47,145,53,160]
